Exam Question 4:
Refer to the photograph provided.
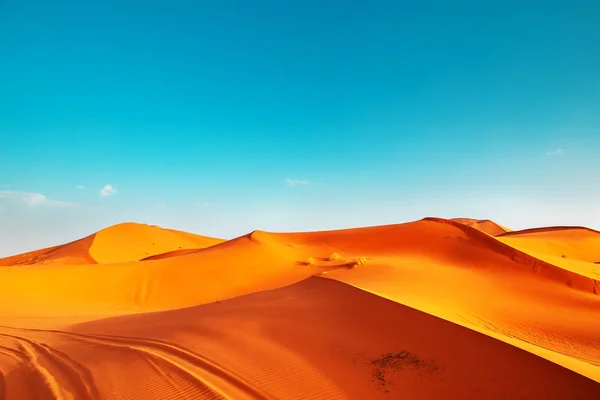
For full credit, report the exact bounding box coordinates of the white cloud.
[100,184,117,197]
[545,148,563,156]
[0,190,77,208]
[285,178,309,187]
[26,193,47,206]
[75,185,85,189]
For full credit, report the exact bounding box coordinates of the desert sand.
[0,218,599,399]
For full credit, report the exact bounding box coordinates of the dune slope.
[497,226,600,261]
[451,217,511,236]
[291,218,600,381]
[0,231,324,320]
[0,235,97,266]
[0,222,224,267]
[495,226,600,280]
[1,277,598,399]
[89,222,225,264]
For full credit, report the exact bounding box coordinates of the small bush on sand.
[347,256,368,268]
[307,256,316,265]
[328,252,341,261]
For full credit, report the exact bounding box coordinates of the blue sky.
[1,1,599,255]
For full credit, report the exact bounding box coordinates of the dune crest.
[451,217,511,236]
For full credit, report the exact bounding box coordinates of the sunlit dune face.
[89,222,225,263]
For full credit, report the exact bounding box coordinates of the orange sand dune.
[89,222,225,264]
[1,217,599,399]
[262,218,600,380]
[497,226,600,261]
[496,226,600,280]
[0,235,97,266]
[140,248,203,261]
[451,217,511,236]
[1,278,598,399]
[0,222,224,267]
[0,230,323,320]
[276,217,598,293]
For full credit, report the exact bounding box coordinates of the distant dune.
[0,222,224,266]
[451,217,511,236]
[0,234,98,266]
[89,222,225,264]
[0,217,599,399]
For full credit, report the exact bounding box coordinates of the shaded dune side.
[140,248,204,261]
[0,235,97,266]
[0,246,61,266]
[0,246,60,266]
[424,218,600,293]
[280,218,600,382]
[274,218,599,294]
[64,277,600,400]
[137,230,285,261]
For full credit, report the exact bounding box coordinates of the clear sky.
[1,0,599,255]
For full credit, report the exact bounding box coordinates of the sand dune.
[496,226,600,281]
[0,217,599,399]
[0,223,224,267]
[0,235,97,266]
[89,222,225,264]
[451,217,511,236]
[497,226,600,262]
[1,278,598,399]
[0,230,323,320]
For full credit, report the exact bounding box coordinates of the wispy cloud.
[545,148,563,156]
[75,185,85,189]
[0,190,77,208]
[99,184,117,197]
[285,178,309,187]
